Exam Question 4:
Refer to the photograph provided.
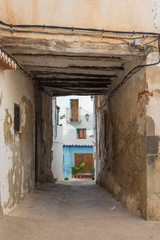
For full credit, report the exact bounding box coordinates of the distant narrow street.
[0,180,160,240]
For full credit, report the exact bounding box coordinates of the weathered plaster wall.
[0,69,35,216]
[96,61,147,218]
[41,92,54,183]
[35,88,54,183]
[0,0,159,32]
[146,64,160,220]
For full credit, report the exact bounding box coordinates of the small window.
[78,129,86,139]
[14,104,20,133]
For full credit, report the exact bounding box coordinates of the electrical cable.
[0,20,159,36]
[0,20,160,100]
[96,37,160,113]
[0,26,157,44]
[0,20,159,48]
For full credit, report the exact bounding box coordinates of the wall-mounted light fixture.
[90,95,94,101]
[85,113,89,121]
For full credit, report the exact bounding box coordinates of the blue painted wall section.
[63,145,94,179]
[76,128,79,138]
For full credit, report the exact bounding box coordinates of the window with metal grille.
[14,104,20,132]
[78,129,86,139]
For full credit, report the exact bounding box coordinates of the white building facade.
[52,96,94,180]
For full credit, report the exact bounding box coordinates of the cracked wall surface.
[96,59,148,219]
[0,69,35,216]
[96,56,160,220]
[146,65,160,220]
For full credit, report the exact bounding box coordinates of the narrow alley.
[0,180,160,240]
[1,2,160,239]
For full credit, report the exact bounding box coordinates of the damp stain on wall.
[2,96,35,211]
[3,108,13,145]
[96,65,147,219]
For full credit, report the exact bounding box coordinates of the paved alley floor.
[0,179,160,240]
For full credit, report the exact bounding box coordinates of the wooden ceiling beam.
[38,83,110,88]
[44,86,107,92]
[35,76,112,81]
[52,92,106,96]
[1,37,145,57]
[36,78,112,83]
[30,69,117,77]
[33,72,118,78]
[11,52,123,61]
[23,64,124,71]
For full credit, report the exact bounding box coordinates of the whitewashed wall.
[0,69,35,216]
[51,126,63,180]
[57,95,94,146]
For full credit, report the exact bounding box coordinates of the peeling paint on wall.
[96,61,160,220]
[146,64,160,220]
[0,70,35,216]
[96,61,147,219]
[3,108,13,145]
[2,95,34,211]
